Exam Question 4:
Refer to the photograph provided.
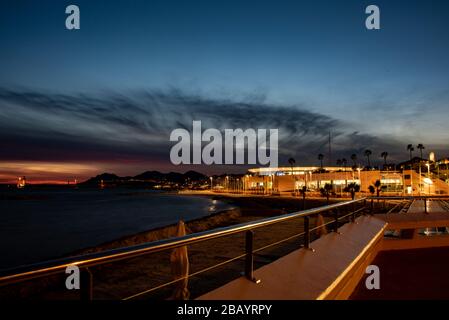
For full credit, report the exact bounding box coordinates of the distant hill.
[184,170,208,181]
[82,170,208,186]
[83,173,121,185]
[133,171,165,181]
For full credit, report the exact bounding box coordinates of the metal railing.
[367,195,449,214]
[0,197,371,300]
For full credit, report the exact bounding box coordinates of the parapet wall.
[198,216,387,300]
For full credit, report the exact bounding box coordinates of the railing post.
[303,216,310,249]
[424,198,428,214]
[333,210,339,233]
[351,201,356,222]
[81,268,93,301]
[245,230,254,281]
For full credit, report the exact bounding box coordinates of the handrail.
[0,197,367,286]
[368,195,449,200]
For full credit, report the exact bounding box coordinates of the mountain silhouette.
[82,170,207,185]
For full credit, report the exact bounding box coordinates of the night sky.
[1,0,449,183]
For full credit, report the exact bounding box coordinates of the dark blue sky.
[1,0,449,181]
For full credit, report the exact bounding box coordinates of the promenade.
[199,199,449,300]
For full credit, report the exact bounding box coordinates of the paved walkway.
[375,200,449,229]
[407,199,448,214]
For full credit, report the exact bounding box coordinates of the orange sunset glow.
[0,161,101,184]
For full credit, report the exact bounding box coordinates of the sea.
[0,188,232,270]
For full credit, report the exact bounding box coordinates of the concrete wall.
[275,175,295,192]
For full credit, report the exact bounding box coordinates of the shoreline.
[73,206,243,256]
[72,192,342,257]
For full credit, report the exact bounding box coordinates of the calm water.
[0,188,231,269]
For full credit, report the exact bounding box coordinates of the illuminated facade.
[241,166,449,196]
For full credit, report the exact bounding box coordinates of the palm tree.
[320,183,333,204]
[417,144,425,160]
[364,149,372,168]
[407,144,414,161]
[288,157,296,194]
[318,154,324,169]
[341,158,348,186]
[336,159,342,167]
[344,183,360,200]
[381,152,388,166]
[299,186,307,210]
[288,158,296,174]
[416,144,425,178]
[350,154,357,166]
[342,158,347,170]
[374,180,382,197]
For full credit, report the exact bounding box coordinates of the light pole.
[419,161,422,195]
[402,170,405,196]
[357,167,361,187]
[437,161,440,181]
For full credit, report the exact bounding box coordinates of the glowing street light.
[425,163,431,194]
[356,167,361,178]
[425,162,430,176]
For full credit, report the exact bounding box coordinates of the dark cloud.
[0,87,424,172]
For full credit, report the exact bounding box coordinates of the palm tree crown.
[407,144,414,161]
[288,158,296,179]
[417,144,425,159]
[350,154,357,166]
[381,152,388,165]
[318,154,324,168]
[364,149,372,168]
